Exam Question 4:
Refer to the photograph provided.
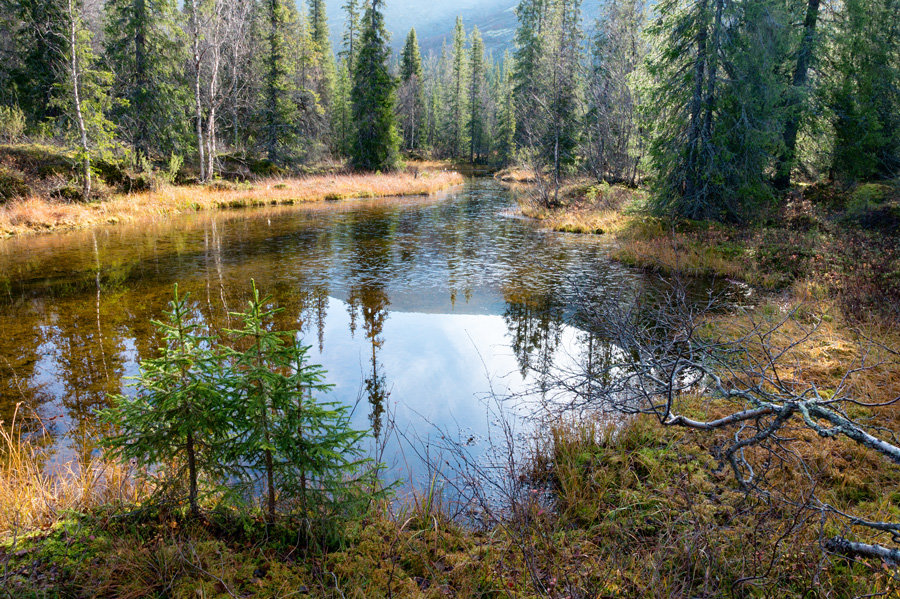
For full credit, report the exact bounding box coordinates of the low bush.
[0,105,25,143]
[0,166,28,202]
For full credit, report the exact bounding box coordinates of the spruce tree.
[544,0,583,190]
[496,52,517,165]
[644,0,789,221]
[103,286,230,516]
[308,0,335,116]
[349,0,400,171]
[398,28,426,152]
[332,58,353,155]
[587,0,647,185]
[254,0,324,164]
[4,0,67,126]
[226,281,365,520]
[467,27,486,163]
[827,0,899,181]
[426,47,449,153]
[449,17,469,159]
[339,0,361,67]
[774,0,821,189]
[104,0,189,163]
[512,0,544,129]
[512,0,583,202]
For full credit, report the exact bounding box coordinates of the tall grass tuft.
[0,404,145,536]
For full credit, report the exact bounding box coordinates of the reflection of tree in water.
[344,213,394,440]
[503,293,565,392]
[347,283,390,439]
[51,285,130,465]
[269,280,330,353]
[0,308,53,437]
[576,330,624,404]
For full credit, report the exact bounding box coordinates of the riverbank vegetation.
[0,143,462,236]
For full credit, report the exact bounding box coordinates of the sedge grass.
[0,404,145,537]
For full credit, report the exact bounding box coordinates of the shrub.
[846,182,893,215]
[0,166,28,202]
[0,105,26,142]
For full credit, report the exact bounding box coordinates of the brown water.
[0,179,650,480]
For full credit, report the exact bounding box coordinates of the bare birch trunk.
[67,0,91,202]
[190,0,206,181]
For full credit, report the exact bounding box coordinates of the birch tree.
[57,0,115,200]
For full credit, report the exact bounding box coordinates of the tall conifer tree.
[104,0,188,163]
[350,0,399,170]
[449,16,469,159]
[644,0,790,221]
[340,0,361,66]
[467,27,486,163]
[5,0,67,126]
[827,0,899,181]
[398,28,426,152]
[308,0,334,114]
[496,52,517,165]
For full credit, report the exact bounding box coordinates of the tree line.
[511,0,898,220]
[1,0,897,220]
[0,0,512,184]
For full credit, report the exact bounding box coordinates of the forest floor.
[2,173,900,597]
[0,144,464,237]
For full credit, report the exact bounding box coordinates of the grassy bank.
[2,415,897,597]
[0,144,464,237]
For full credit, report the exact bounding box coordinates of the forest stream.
[0,179,683,482]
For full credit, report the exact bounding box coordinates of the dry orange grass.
[0,405,147,536]
[613,236,751,280]
[522,204,631,235]
[0,169,464,237]
[495,167,538,184]
[517,182,644,235]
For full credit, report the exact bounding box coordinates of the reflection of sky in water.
[318,298,574,482]
[0,180,643,483]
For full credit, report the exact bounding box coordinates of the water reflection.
[0,180,648,479]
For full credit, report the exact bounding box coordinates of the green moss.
[0,144,75,178]
[248,159,285,177]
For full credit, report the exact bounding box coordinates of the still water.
[0,179,648,481]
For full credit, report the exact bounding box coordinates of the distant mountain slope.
[323,0,604,58]
[325,0,511,52]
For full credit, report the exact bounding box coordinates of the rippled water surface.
[0,179,649,479]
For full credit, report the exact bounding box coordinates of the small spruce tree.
[103,286,229,516]
[226,281,366,521]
